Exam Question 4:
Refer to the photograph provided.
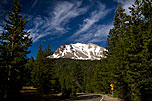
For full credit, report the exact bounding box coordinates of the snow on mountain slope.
[47,43,107,60]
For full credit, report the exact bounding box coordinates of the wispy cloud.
[75,24,113,43]
[69,2,110,39]
[89,24,113,43]
[74,0,134,44]
[50,0,88,31]
[31,0,38,8]
[27,15,54,42]
[28,0,88,42]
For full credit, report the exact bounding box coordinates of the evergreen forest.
[0,0,152,101]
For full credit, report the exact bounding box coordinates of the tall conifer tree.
[32,45,55,93]
[106,5,131,99]
[138,0,152,100]
[0,0,32,99]
[104,0,152,100]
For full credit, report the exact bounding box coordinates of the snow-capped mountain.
[47,43,107,60]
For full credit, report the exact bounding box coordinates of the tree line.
[98,0,152,100]
[0,0,152,101]
[25,45,101,98]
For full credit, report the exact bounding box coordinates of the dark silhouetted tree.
[0,0,32,99]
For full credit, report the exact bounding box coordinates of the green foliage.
[0,0,32,99]
[24,56,34,86]
[54,58,100,97]
[31,45,55,94]
[0,0,151,100]
[97,0,152,100]
[43,44,52,57]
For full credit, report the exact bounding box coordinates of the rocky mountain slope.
[47,43,107,60]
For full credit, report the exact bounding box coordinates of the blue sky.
[0,0,134,58]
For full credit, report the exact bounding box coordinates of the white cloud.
[50,1,88,31]
[27,15,57,42]
[75,24,113,43]
[28,0,88,43]
[27,15,49,42]
[31,33,49,42]
[70,2,111,39]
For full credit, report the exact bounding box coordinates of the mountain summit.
[48,43,106,60]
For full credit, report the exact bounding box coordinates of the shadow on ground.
[1,87,103,101]
[66,94,102,101]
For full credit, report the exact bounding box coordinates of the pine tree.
[56,59,76,98]
[0,0,32,99]
[43,45,52,57]
[106,1,144,100]
[24,56,34,86]
[138,0,152,100]
[123,0,146,100]
[104,0,152,100]
[93,58,113,94]
[0,32,8,99]
[32,45,55,93]
[32,45,44,90]
[105,5,130,99]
